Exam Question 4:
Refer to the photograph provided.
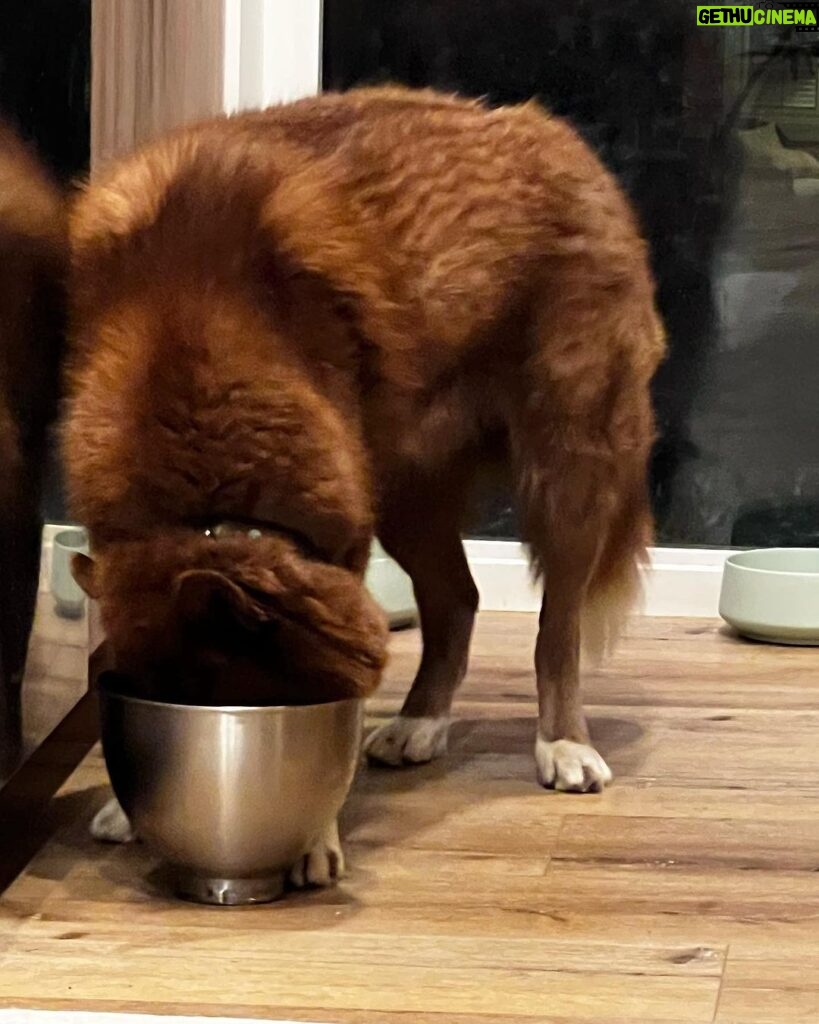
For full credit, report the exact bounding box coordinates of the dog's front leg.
[365,487,479,766]
[288,819,345,889]
[90,795,136,842]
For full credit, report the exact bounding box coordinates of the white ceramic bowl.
[719,548,819,645]
[366,541,417,629]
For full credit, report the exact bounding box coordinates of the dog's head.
[74,529,388,707]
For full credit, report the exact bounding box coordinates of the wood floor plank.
[555,815,819,871]
[716,984,819,1024]
[0,952,720,1021]
[716,939,819,1022]
[342,784,563,855]
[0,1000,712,1024]
[544,859,819,921]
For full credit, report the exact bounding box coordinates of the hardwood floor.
[1,614,818,1022]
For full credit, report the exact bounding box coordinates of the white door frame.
[89,0,728,617]
[222,0,322,113]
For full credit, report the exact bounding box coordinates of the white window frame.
[89,0,727,617]
[222,0,322,113]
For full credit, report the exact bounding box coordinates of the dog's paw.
[535,737,613,793]
[289,821,344,889]
[90,797,136,843]
[364,715,450,766]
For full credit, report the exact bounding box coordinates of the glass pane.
[324,1,819,547]
[0,0,91,784]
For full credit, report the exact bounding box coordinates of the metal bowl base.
[172,869,286,906]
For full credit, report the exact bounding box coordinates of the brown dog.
[64,88,664,883]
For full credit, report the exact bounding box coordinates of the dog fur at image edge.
[0,123,65,698]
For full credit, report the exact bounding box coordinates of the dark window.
[0,0,91,183]
[324,1,819,547]
[0,0,91,523]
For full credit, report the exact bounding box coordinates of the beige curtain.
[91,0,225,169]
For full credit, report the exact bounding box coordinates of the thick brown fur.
[0,123,65,702]
[64,88,664,735]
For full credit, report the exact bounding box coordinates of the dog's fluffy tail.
[580,492,652,665]
[581,548,647,666]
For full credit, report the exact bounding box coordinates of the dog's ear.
[270,580,388,698]
[230,557,389,697]
[174,569,265,630]
[71,553,101,598]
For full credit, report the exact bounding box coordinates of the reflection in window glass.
[0,0,91,524]
[324,1,819,546]
[0,0,90,782]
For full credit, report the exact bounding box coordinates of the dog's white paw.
[364,715,450,766]
[90,797,136,843]
[289,820,344,889]
[535,736,612,793]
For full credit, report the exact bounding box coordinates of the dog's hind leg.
[365,467,478,766]
[517,450,619,793]
[514,280,661,792]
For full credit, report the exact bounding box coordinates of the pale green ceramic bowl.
[365,540,418,629]
[719,548,819,646]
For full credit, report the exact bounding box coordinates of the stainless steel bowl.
[99,675,363,905]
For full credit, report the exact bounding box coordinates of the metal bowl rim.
[99,679,363,717]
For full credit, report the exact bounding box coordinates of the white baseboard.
[464,540,731,618]
[40,525,729,619]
